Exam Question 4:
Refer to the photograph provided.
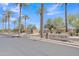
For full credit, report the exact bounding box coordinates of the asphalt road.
[0,35,79,56]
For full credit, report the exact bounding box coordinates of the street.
[0,36,79,56]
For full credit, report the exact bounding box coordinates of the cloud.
[3,7,7,11]
[10,17,17,21]
[47,11,62,16]
[47,3,63,16]
[0,3,9,11]
[10,5,19,14]
[0,3,8,6]
[47,4,59,12]
[47,3,63,12]
[0,14,2,17]
[10,17,15,21]
[3,3,8,5]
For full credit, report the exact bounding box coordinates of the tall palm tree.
[15,3,28,35]
[13,20,17,30]
[40,3,44,38]
[52,3,68,32]
[6,10,13,32]
[2,14,5,32]
[65,3,68,32]
[4,14,7,32]
[22,15,29,32]
[1,13,7,32]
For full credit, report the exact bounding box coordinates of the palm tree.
[1,13,7,32]
[65,3,68,32]
[40,3,44,38]
[13,20,17,30]
[15,3,29,35]
[6,10,13,32]
[2,14,5,32]
[22,15,29,32]
[4,14,7,32]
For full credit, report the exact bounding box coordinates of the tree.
[68,14,79,33]
[15,3,29,35]
[6,10,13,32]
[68,15,76,27]
[20,23,25,33]
[27,24,37,33]
[46,18,52,25]
[1,12,7,32]
[27,24,33,33]
[37,3,46,38]
[22,15,29,32]
[13,20,17,30]
[44,18,54,33]
[4,14,7,32]
[32,25,37,30]
[45,17,63,33]
[52,17,64,28]
[1,14,5,32]
[65,3,68,32]
[40,3,44,38]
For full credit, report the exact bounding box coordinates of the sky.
[0,3,79,30]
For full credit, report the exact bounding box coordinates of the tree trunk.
[25,19,26,32]
[4,15,7,32]
[14,23,15,30]
[18,4,22,36]
[5,21,6,32]
[2,21,4,32]
[8,18,10,32]
[40,3,44,38]
[65,3,68,32]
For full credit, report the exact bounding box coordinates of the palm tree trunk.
[2,21,4,32]
[25,19,26,32]
[8,18,10,32]
[40,3,44,38]
[18,4,22,36]
[5,21,6,32]
[4,15,7,32]
[14,23,15,30]
[65,3,68,32]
